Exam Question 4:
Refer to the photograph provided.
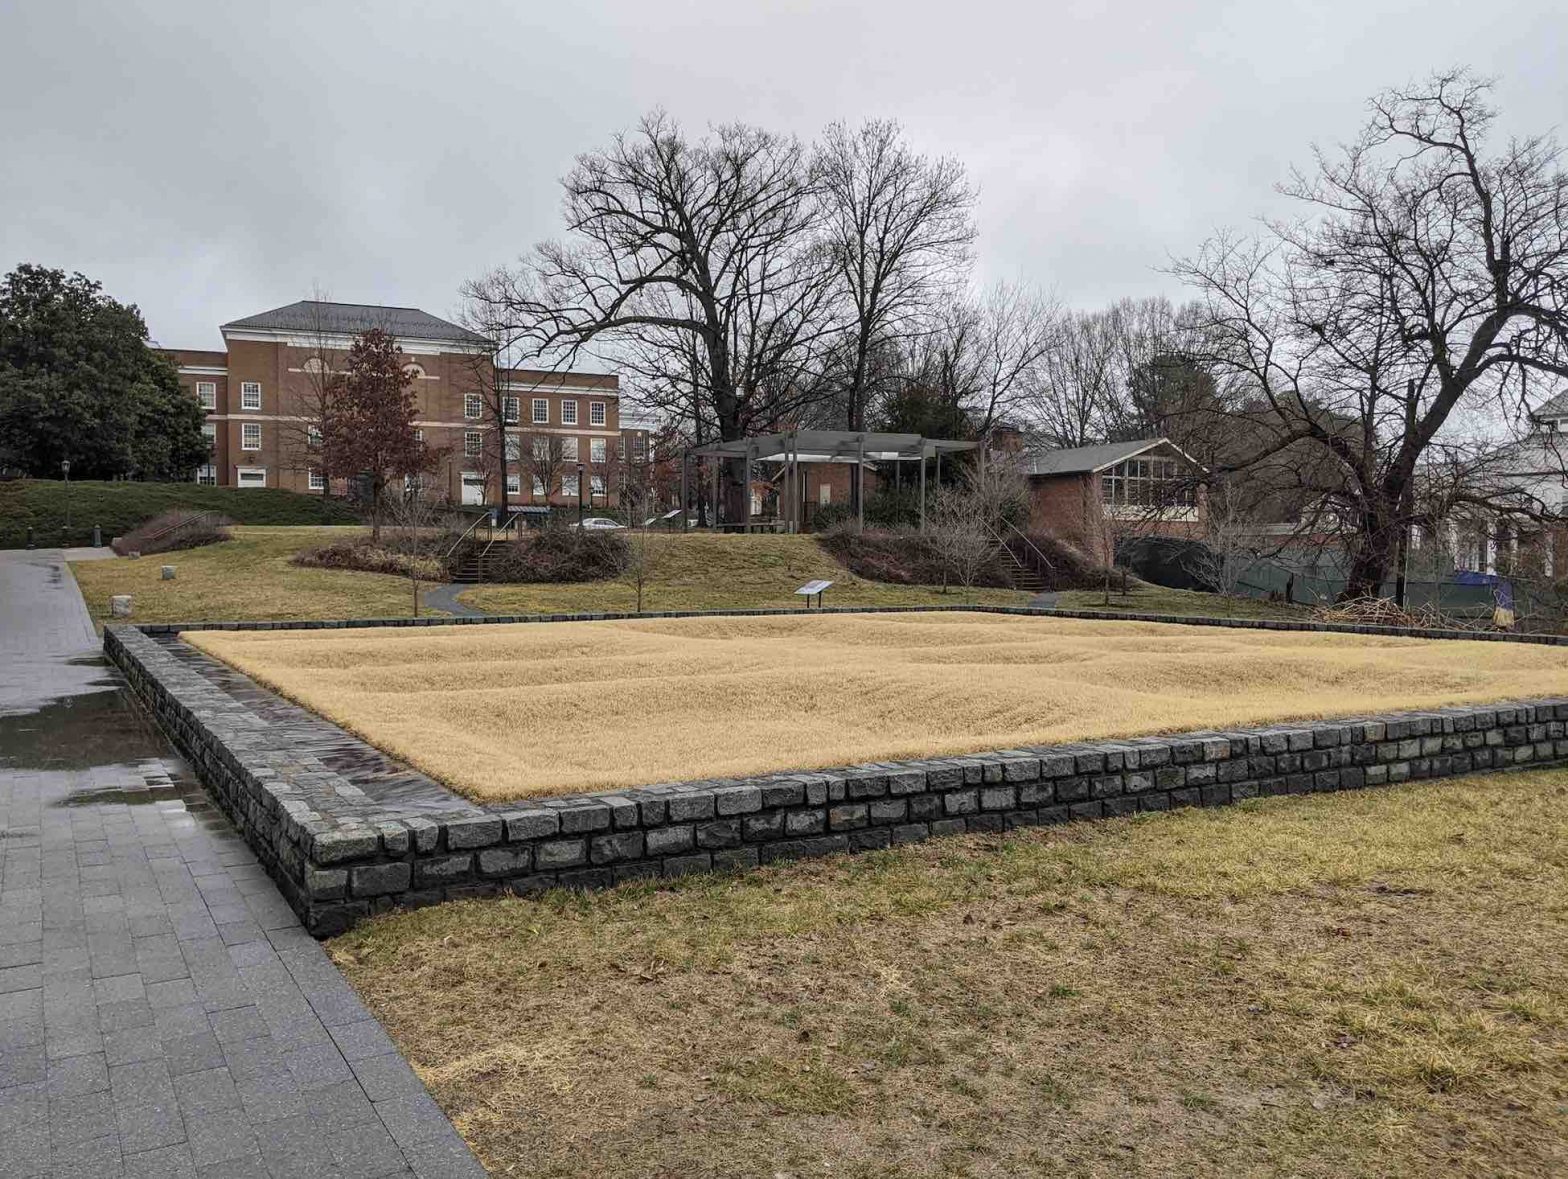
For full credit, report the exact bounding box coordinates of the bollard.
[110,595,133,618]
[161,566,176,581]
[93,525,102,547]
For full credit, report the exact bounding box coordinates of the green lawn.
[0,477,360,548]
[68,525,1305,627]
[1056,581,1313,620]
[332,768,1568,1178]
[68,526,429,625]
[460,532,1034,614]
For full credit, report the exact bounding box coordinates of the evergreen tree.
[0,264,207,479]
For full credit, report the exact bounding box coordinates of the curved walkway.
[418,583,486,618]
[0,550,486,1178]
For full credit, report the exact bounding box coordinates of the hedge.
[0,479,361,549]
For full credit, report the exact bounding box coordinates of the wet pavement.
[0,550,486,1178]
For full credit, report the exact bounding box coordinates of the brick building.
[1025,438,1205,551]
[163,300,648,509]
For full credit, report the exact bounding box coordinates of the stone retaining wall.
[106,610,1568,936]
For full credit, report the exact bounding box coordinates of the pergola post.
[919,444,927,533]
[680,451,689,532]
[743,445,753,534]
[856,434,865,533]
[712,457,722,532]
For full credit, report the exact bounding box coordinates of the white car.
[576,517,625,530]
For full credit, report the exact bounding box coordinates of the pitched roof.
[1026,438,1188,476]
[221,300,491,346]
[1532,390,1568,421]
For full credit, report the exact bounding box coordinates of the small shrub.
[112,509,231,555]
[481,529,629,583]
[293,540,446,582]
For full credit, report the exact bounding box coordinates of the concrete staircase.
[996,541,1047,593]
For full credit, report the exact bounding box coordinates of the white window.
[504,434,521,461]
[591,475,605,497]
[307,424,322,447]
[562,473,580,498]
[505,474,521,495]
[460,472,485,506]
[464,394,482,420]
[819,483,831,506]
[303,357,327,375]
[532,475,546,497]
[201,422,216,445]
[414,428,423,442]
[237,467,267,488]
[195,464,216,486]
[531,436,550,461]
[561,437,578,461]
[561,400,577,425]
[590,438,606,464]
[503,396,520,424]
[308,470,326,491]
[632,434,647,460]
[465,430,483,457]
[532,398,549,424]
[242,423,261,451]
[404,362,424,380]
[241,381,261,410]
[617,438,627,461]
[589,401,606,427]
[196,381,216,410]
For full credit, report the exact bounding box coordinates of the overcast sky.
[2,0,1563,353]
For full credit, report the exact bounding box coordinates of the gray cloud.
[3,0,1563,349]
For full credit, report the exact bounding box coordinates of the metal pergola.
[683,430,979,533]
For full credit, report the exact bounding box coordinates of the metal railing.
[991,517,1057,583]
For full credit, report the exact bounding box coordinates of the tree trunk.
[1340,495,1400,601]
[370,482,382,544]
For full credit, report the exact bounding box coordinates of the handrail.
[442,511,489,560]
[140,510,222,547]
[1001,517,1056,576]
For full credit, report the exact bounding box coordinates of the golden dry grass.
[185,611,1568,801]
[331,769,1568,1178]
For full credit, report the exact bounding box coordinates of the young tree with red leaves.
[320,328,431,542]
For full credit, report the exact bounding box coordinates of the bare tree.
[521,434,568,512]
[467,113,840,518]
[815,119,976,432]
[926,484,995,592]
[1172,70,1568,600]
[619,484,667,611]
[383,487,456,617]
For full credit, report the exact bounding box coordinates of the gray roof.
[222,300,491,346]
[1532,390,1568,420]
[689,429,976,462]
[1026,438,1177,476]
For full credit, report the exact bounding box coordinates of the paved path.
[418,583,486,618]
[0,551,485,1178]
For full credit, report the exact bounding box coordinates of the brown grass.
[331,769,1568,1178]
[185,612,1568,801]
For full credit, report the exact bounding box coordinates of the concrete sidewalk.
[0,550,486,1178]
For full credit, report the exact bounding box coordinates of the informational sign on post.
[795,579,833,608]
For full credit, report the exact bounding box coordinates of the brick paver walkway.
[0,550,485,1178]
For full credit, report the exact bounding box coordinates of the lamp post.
[61,459,72,543]
[576,462,585,527]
